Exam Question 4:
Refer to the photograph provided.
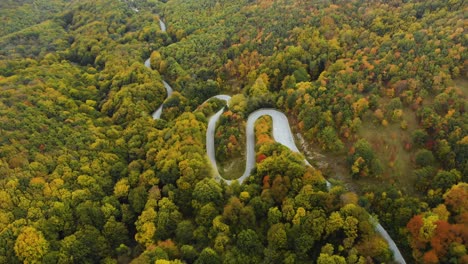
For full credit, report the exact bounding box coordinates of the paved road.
[144,15,406,264]
[206,105,327,186]
[151,80,173,119]
[205,103,404,263]
[159,19,166,32]
[144,58,173,119]
[144,12,170,120]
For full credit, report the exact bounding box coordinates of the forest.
[0,0,466,263]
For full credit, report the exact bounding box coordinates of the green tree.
[180,245,198,263]
[192,178,223,208]
[237,229,262,255]
[195,247,221,264]
[196,203,219,227]
[267,207,282,225]
[156,198,182,240]
[175,220,194,245]
[412,129,429,148]
[267,223,287,249]
[415,149,435,167]
[103,217,129,250]
[349,139,381,178]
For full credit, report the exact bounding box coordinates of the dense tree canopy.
[0,0,466,263]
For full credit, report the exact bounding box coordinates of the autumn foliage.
[406,183,468,263]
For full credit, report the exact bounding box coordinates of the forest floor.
[358,111,419,195]
[291,106,420,196]
[218,154,246,181]
[454,77,468,97]
[292,127,360,192]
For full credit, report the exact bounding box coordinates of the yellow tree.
[14,226,49,264]
[135,204,157,247]
[249,73,269,97]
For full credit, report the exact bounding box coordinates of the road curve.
[142,16,171,120]
[151,80,173,119]
[144,58,174,119]
[206,106,326,185]
[205,103,404,263]
[376,223,407,263]
[205,96,231,181]
[144,15,405,264]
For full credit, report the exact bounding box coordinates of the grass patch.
[293,131,361,192]
[357,106,420,194]
[292,103,421,195]
[454,78,468,98]
[218,154,246,180]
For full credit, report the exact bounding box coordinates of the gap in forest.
[291,124,360,193]
[454,77,468,98]
[291,105,421,197]
[218,153,246,181]
[357,105,421,196]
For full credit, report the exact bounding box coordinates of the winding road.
[144,61,173,119]
[144,16,406,264]
[159,19,166,32]
[207,103,321,185]
[151,80,173,119]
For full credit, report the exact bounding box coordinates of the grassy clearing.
[292,104,421,195]
[291,124,360,192]
[454,78,468,97]
[357,106,420,194]
[218,153,246,180]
